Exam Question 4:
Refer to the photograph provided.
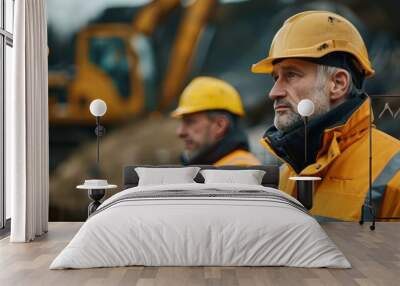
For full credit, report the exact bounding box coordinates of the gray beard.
[182,143,213,161]
[274,84,330,132]
[274,111,303,132]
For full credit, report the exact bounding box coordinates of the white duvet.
[50,183,350,269]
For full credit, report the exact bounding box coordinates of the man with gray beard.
[252,11,400,221]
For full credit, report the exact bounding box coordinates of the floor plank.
[0,222,399,286]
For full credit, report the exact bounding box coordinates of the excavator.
[48,0,217,125]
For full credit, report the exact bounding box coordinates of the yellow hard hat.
[252,10,375,77]
[171,77,245,118]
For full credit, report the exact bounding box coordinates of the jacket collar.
[261,94,370,174]
[181,127,250,165]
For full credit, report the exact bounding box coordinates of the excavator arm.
[160,0,217,110]
[133,0,181,35]
[133,0,217,111]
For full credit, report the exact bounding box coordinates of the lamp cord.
[304,116,308,165]
[96,116,100,164]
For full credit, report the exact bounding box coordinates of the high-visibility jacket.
[261,98,400,221]
[214,149,261,166]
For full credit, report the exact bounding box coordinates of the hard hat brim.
[171,106,245,118]
[170,107,210,118]
[252,53,375,77]
[251,58,274,74]
[251,40,375,77]
[170,107,192,118]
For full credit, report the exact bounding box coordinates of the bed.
[50,165,350,269]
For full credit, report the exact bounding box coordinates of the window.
[1,0,14,231]
[89,37,131,98]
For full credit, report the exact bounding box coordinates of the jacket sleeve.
[379,171,400,219]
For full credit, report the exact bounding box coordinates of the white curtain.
[6,0,49,242]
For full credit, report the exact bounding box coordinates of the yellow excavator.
[48,0,216,125]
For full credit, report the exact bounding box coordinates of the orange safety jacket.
[214,149,261,166]
[261,98,400,221]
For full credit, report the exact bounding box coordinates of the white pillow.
[135,167,200,186]
[200,169,266,185]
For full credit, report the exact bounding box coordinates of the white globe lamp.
[297,99,315,117]
[90,99,107,117]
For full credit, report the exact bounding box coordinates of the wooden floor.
[0,222,399,286]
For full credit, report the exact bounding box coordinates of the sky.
[46,0,251,40]
[47,0,151,39]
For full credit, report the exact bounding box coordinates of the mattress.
[50,183,351,269]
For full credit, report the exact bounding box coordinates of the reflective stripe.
[314,216,340,222]
[363,151,400,220]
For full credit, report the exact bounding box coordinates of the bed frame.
[122,165,279,190]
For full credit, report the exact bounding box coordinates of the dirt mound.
[49,115,182,221]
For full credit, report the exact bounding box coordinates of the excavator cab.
[89,36,130,99]
[49,24,146,125]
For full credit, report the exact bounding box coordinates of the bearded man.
[252,11,400,221]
